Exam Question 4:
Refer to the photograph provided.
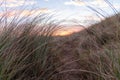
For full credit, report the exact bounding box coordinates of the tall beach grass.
[0,0,120,80]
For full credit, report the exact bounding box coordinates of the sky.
[0,0,120,26]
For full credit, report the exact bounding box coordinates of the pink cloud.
[0,8,54,18]
[0,0,36,8]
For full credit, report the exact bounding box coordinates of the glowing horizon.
[53,26,84,36]
[0,0,120,36]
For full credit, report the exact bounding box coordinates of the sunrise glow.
[53,26,84,36]
[0,0,119,36]
[54,31,73,36]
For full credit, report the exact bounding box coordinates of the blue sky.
[0,0,120,26]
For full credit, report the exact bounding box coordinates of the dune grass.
[0,0,120,80]
[0,14,63,80]
[50,1,120,80]
[51,13,120,80]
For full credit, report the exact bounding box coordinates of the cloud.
[64,0,109,8]
[44,0,49,2]
[64,0,85,6]
[113,4,120,10]
[90,0,108,8]
[0,0,36,8]
[0,8,54,18]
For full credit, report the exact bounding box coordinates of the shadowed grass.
[0,13,63,80]
[51,1,120,79]
[52,13,120,80]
